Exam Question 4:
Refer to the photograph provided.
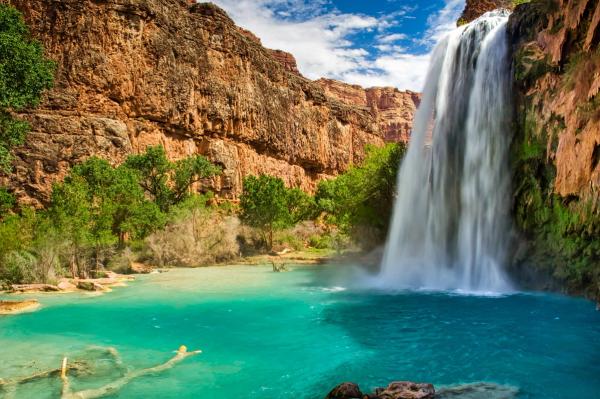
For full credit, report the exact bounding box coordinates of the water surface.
[1,266,599,398]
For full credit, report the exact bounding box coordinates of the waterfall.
[378,10,513,292]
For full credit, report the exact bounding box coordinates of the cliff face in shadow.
[507,0,600,300]
[0,0,419,206]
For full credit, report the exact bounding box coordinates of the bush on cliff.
[0,4,54,174]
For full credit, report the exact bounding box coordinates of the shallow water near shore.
[1,265,599,399]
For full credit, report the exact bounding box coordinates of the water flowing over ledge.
[378,10,514,293]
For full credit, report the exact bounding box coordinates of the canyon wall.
[507,0,600,299]
[1,0,419,206]
[458,0,513,25]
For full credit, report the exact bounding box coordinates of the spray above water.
[378,10,513,293]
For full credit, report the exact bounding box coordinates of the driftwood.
[0,360,89,399]
[0,345,201,399]
[61,345,201,399]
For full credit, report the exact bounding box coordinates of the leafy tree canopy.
[125,146,221,212]
[315,143,406,247]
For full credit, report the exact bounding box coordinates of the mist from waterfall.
[378,10,513,293]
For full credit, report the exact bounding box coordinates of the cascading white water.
[378,10,513,292]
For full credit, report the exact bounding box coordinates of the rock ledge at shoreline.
[0,299,41,315]
[326,381,435,399]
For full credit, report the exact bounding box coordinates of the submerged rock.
[0,299,41,315]
[435,382,518,398]
[326,381,435,399]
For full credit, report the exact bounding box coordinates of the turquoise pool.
[1,266,599,398]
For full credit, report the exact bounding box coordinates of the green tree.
[315,143,406,247]
[0,4,54,172]
[286,187,317,225]
[125,146,221,212]
[51,157,165,276]
[240,175,290,249]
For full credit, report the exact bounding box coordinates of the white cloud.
[378,33,408,43]
[209,0,465,92]
[420,0,466,46]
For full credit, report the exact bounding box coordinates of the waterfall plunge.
[378,10,513,293]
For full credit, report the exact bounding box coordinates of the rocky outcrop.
[326,381,435,399]
[317,79,420,143]
[458,0,514,25]
[0,299,40,315]
[0,0,418,206]
[507,0,600,300]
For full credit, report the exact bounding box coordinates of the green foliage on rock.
[511,103,600,299]
[0,186,15,218]
[315,143,406,248]
[0,4,54,172]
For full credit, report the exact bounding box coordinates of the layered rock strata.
[317,79,421,144]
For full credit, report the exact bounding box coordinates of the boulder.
[76,280,106,292]
[326,381,435,399]
[326,382,364,399]
[130,262,154,274]
[57,280,77,291]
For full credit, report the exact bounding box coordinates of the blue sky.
[210,0,466,91]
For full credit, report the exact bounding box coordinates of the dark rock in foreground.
[327,381,435,399]
[326,382,363,399]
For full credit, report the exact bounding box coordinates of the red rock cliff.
[317,79,421,144]
[507,0,600,298]
[1,0,419,205]
[458,0,514,24]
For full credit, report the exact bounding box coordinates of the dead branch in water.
[60,345,201,399]
[0,345,201,399]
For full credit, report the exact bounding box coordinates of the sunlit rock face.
[2,0,419,206]
[317,79,421,144]
[458,0,514,25]
[509,0,600,199]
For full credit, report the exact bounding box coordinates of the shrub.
[146,205,241,267]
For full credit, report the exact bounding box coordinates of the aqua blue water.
[1,266,599,398]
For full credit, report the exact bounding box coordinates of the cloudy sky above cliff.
[210,0,465,91]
